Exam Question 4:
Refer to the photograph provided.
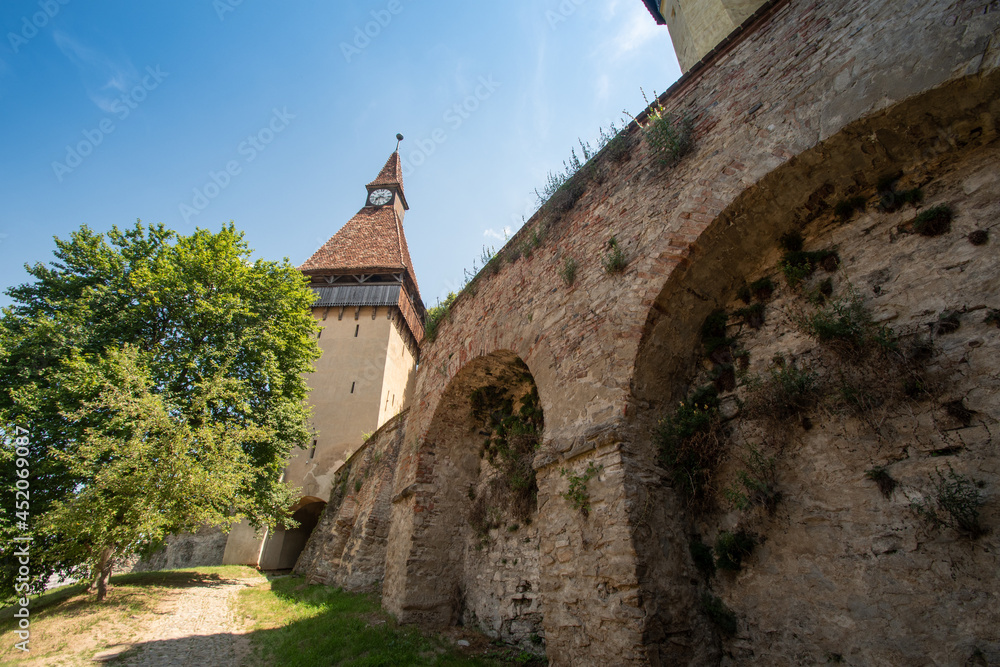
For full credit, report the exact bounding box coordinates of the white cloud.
[605,0,625,19]
[53,31,138,113]
[610,2,662,59]
[595,73,611,102]
[483,226,511,241]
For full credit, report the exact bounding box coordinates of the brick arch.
[387,350,546,651]
[622,70,1000,666]
[632,69,1000,412]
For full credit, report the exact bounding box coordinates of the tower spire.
[366,147,408,211]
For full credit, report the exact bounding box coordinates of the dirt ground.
[118,571,263,667]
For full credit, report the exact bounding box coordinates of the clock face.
[369,189,393,206]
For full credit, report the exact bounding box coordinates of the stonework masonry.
[298,0,1000,664]
[295,410,408,592]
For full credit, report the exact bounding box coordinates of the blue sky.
[0,0,681,308]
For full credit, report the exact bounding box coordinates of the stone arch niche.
[625,72,999,664]
[397,350,546,652]
[259,496,327,571]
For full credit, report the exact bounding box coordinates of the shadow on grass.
[2,571,546,666]
[0,567,251,623]
[120,575,544,667]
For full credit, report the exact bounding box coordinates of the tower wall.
[377,312,418,426]
[223,303,417,569]
[660,0,769,72]
[286,304,414,503]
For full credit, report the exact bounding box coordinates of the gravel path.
[120,573,262,667]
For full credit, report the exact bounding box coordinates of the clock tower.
[223,142,425,570]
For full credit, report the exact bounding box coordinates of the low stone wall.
[294,410,407,591]
[129,525,228,573]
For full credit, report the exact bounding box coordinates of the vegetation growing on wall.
[625,89,694,169]
[778,231,840,289]
[723,444,779,514]
[601,236,628,275]
[559,256,578,286]
[865,466,898,499]
[559,462,603,517]
[422,120,639,344]
[714,530,758,572]
[743,361,819,425]
[422,90,699,345]
[911,464,986,538]
[654,186,975,643]
[968,229,989,246]
[467,383,543,539]
[657,385,724,504]
[876,175,924,212]
[834,195,867,220]
[799,286,895,354]
[424,292,458,343]
[909,204,954,237]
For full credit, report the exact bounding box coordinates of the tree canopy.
[0,221,320,598]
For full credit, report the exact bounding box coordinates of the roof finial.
[395,133,404,152]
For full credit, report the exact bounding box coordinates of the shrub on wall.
[714,530,757,571]
[657,386,725,503]
[800,285,895,355]
[627,89,694,169]
[559,462,603,517]
[468,384,543,538]
[602,236,628,274]
[911,464,986,538]
[424,292,458,343]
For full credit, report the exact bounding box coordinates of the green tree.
[0,222,320,599]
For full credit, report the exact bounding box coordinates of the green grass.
[1,568,543,667]
[238,576,533,666]
[0,567,258,666]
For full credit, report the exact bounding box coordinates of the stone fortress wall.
[297,0,1000,663]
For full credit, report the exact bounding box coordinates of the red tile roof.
[367,151,405,198]
[299,206,418,291]
[300,149,423,345]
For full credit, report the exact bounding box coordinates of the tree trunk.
[94,547,114,602]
